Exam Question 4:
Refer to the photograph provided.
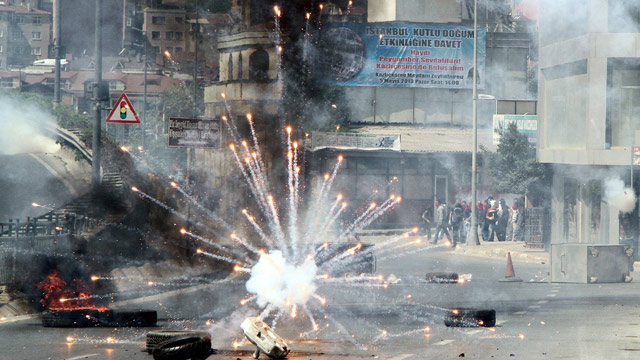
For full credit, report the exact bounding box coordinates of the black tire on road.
[146,331,211,354]
[152,335,213,360]
[425,272,460,284]
[101,309,157,327]
[41,309,101,328]
[444,308,496,327]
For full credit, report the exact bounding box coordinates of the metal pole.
[470,0,480,246]
[53,0,61,108]
[193,0,198,117]
[92,0,103,187]
[143,33,147,149]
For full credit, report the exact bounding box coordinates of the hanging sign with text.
[317,22,486,89]
[310,131,401,152]
[168,117,220,148]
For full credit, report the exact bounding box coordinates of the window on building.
[166,47,173,54]
[607,58,640,147]
[175,32,183,41]
[238,52,243,80]
[175,47,182,53]
[32,47,41,55]
[0,79,14,88]
[227,53,233,81]
[249,49,269,80]
[151,16,166,25]
[175,17,182,23]
[166,31,174,40]
[32,32,41,40]
[15,15,24,24]
[0,45,3,53]
[126,17,132,27]
[151,31,160,40]
[32,16,41,24]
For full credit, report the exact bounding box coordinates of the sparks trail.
[230,232,261,256]
[338,196,401,241]
[170,181,234,232]
[132,186,222,238]
[242,209,275,251]
[321,230,416,274]
[181,229,249,261]
[196,248,252,268]
[303,156,343,247]
[120,146,166,179]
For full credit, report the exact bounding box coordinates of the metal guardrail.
[0,214,94,239]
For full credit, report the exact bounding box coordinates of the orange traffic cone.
[499,252,522,282]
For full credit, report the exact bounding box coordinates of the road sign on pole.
[106,93,140,124]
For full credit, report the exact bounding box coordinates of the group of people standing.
[478,196,525,242]
[421,196,526,247]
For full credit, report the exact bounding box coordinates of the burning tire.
[152,334,213,360]
[425,272,460,284]
[102,309,157,327]
[42,309,101,327]
[444,308,496,327]
[146,331,211,354]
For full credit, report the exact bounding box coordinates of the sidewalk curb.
[455,245,548,264]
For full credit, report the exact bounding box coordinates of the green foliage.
[486,122,552,203]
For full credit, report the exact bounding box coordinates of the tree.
[486,122,552,206]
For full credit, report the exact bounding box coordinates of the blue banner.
[317,22,486,89]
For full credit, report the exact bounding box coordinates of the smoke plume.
[0,97,60,155]
[604,177,636,213]
[245,250,317,309]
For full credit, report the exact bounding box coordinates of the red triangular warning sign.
[106,93,141,124]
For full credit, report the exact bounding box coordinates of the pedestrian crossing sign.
[106,93,140,124]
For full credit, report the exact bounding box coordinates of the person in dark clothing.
[495,198,510,241]
[481,199,491,241]
[484,199,497,242]
[421,206,433,241]
[476,200,485,237]
[433,199,452,244]
[450,201,465,248]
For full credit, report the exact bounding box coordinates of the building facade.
[0,3,51,69]
[197,0,538,227]
[538,0,640,251]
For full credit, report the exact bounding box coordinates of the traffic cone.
[499,252,522,282]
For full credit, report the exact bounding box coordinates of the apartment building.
[0,2,51,69]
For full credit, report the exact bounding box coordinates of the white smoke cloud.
[604,177,636,213]
[245,250,317,309]
[0,97,60,155]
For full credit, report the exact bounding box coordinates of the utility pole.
[193,0,199,117]
[53,0,61,108]
[470,0,480,246]
[143,31,147,150]
[92,0,105,187]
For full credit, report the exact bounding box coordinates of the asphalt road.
[2,243,640,360]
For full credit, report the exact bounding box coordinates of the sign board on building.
[106,93,140,123]
[168,117,220,148]
[633,146,640,166]
[310,132,401,151]
[317,22,486,89]
[492,115,538,145]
